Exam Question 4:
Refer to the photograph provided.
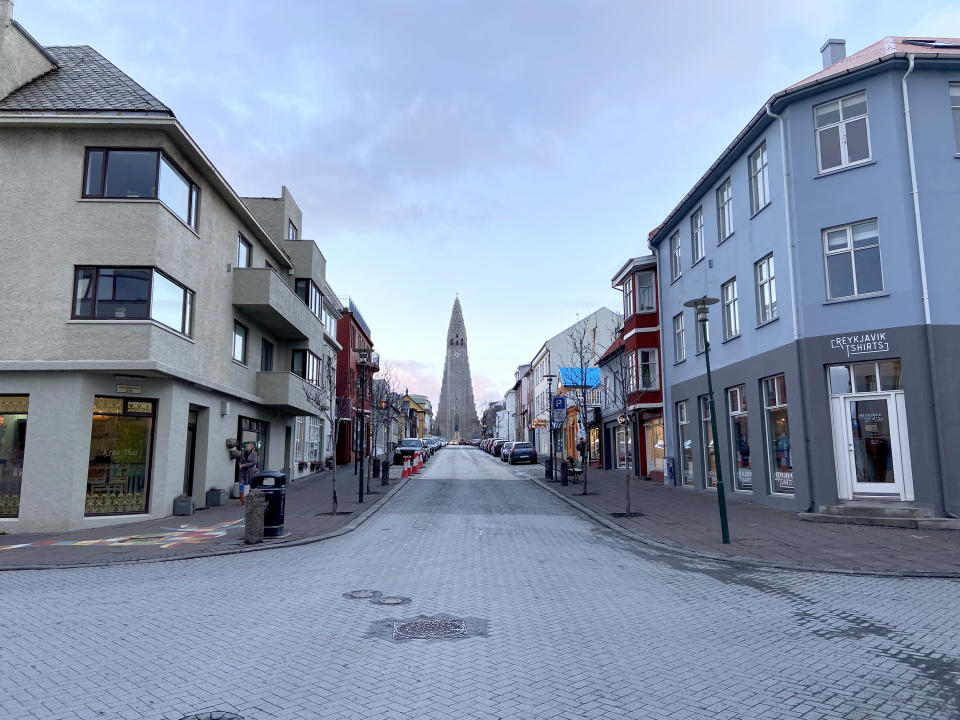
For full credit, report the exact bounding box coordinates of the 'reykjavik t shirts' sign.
[830,330,890,358]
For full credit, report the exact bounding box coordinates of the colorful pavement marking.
[0,519,243,551]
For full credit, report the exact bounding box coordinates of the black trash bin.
[251,470,287,537]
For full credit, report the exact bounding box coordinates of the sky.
[15,0,960,412]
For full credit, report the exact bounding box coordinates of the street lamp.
[355,347,378,504]
[683,296,730,544]
[544,373,556,481]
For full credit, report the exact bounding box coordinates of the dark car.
[394,437,426,465]
[500,441,515,462]
[508,442,538,465]
[492,439,507,457]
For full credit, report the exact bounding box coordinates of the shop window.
[237,416,268,472]
[676,401,694,486]
[644,418,664,472]
[0,395,28,518]
[762,375,793,494]
[700,396,717,488]
[828,360,902,394]
[615,424,632,470]
[86,397,155,515]
[727,385,752,491]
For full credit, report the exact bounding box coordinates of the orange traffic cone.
[412,452,420,474]
[402,457,410,478]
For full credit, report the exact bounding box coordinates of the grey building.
[0,15,340,531]
[650,37,960,521]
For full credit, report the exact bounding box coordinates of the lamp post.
[355,347,378,504]
[544,373,556,481]
[683,296,730,544]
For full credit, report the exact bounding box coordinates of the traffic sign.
[552,397,566,411]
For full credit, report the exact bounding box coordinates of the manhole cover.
[394,619,468,640]
[375,596,410,606]
[179,713,243,720]
[344,590,382,600]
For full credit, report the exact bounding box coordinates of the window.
[815,92,871,173]
[700,396,717,488]
[237,234,252,268]
[322,304,337,338]
[755,254,777,324]
[695,317,709,354]
[828,360,902,394]
[727,385,752,491]
[716,178,733,241]
[626,351,638,393]
[749,142,769,214]
[823,219,883,299]
[83,148,199,230]
[635,271,655,312]
[0,395,29,518]
[233,322,247,364]
[261,339,274,371]
[643,418,664,472]
[722,278,739,340]
[623,275,634,316]
[762,374,793,494]
[670,231,681,281]
[86,397,155,515]
[288,220,298,240]
[951,84,960,153]
[639,349,658,389]
[295,279,322,318]
[673,313,685,363]
[676,401,693,486]
[690,208,704,264]
[292,349,321,386]
[73,267,194,336]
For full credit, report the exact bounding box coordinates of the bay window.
[73,267,194,336]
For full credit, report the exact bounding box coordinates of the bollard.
[544,456,553,480]
[560,459,569,486]
[373,457,381,477]
[244,489,265,544]
[381,457,390,486]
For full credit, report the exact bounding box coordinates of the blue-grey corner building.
[649,37,960,523]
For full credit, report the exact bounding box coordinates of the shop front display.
[0,395,28,517]
[86,396,155,515]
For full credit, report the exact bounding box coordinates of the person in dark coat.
[237,442,259,506]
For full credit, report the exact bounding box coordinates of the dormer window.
[83,148,200,230]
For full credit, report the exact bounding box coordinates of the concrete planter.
[173,496,195,516]
[205,488,226,507]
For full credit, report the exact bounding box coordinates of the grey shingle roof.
[0,45,172,115]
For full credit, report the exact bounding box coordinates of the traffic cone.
[412,452,420,474]
[417,452,424,471]
[402,457,410,478]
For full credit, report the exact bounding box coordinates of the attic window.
[903,39,960,49]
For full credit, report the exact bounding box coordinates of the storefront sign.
[116,384,142,394]
[830,331,889,358]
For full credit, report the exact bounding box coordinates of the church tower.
[436,297,478,441]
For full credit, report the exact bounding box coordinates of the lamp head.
[683,296,719,323]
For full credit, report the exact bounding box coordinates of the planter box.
[173,496,195,516]
[206,488,227,507]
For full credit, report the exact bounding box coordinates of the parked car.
[508,442,538,465]
[394,437,426,464]
[492,439,507,457]
[500,441,515,462]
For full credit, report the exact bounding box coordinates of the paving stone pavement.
[1,446,959,720]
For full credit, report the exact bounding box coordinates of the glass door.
[846,394,904,496]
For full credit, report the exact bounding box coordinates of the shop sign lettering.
[116,384,142,394]
[830,331,889,357]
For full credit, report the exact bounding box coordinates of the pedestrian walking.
[237,441,259,506]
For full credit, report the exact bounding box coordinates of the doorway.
[183,409,197,497]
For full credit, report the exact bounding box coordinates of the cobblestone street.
[2,446,959,720]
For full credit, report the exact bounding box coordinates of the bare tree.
[305,355,353,514]
[369,361,399,488]
[564,320,601,496]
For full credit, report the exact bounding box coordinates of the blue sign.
[552,397,566,411]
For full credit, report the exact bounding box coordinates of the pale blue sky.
[17,0,960,410]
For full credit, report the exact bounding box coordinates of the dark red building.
[335,298,374,466]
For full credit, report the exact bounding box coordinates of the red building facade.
[335,298,374,466]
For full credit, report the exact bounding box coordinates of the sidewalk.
[0,464,405,570]
[533,461,960,577]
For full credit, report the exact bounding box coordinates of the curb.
[0,474,411,572]
[524,473,960,580]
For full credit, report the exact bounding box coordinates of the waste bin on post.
[251,470,286,537]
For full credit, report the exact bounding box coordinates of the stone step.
[817,502,936,519]
[798,513,960,530]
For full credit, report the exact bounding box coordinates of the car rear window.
[514,443,532,449]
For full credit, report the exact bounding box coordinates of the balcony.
[256,371,321,416]
[232,268,321,339]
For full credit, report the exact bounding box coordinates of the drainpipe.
[765,101,816,512]
[902,54,950,516]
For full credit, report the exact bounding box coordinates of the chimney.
[820,38,847,69]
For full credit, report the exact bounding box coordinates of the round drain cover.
[344,590,381,599]
[394,619,468,640]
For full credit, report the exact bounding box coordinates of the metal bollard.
[560,460,569,487]
[544,456,553,479]
[244,489,265,544]
[373,457,381,477]
[381,457,390,486]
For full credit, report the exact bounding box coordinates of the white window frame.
[951,83,960,154]
[695,317,709,354]
[623,275,634,316]
[721,278,739,340]
[673,313,685,363]
[677,400,694,487]
[232,321,247,364]
[814,91,872,173]
[716,178,733,242]
[669,231,681,281]
[762,374,793,495]
[822,219,884,300]
[635,271,655,313]
[638,349,659,390]
[727,385,752,492]
[690,207,704,264]
[749,142,769,215]
[626,351,637,393]
[755,254,777,325]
